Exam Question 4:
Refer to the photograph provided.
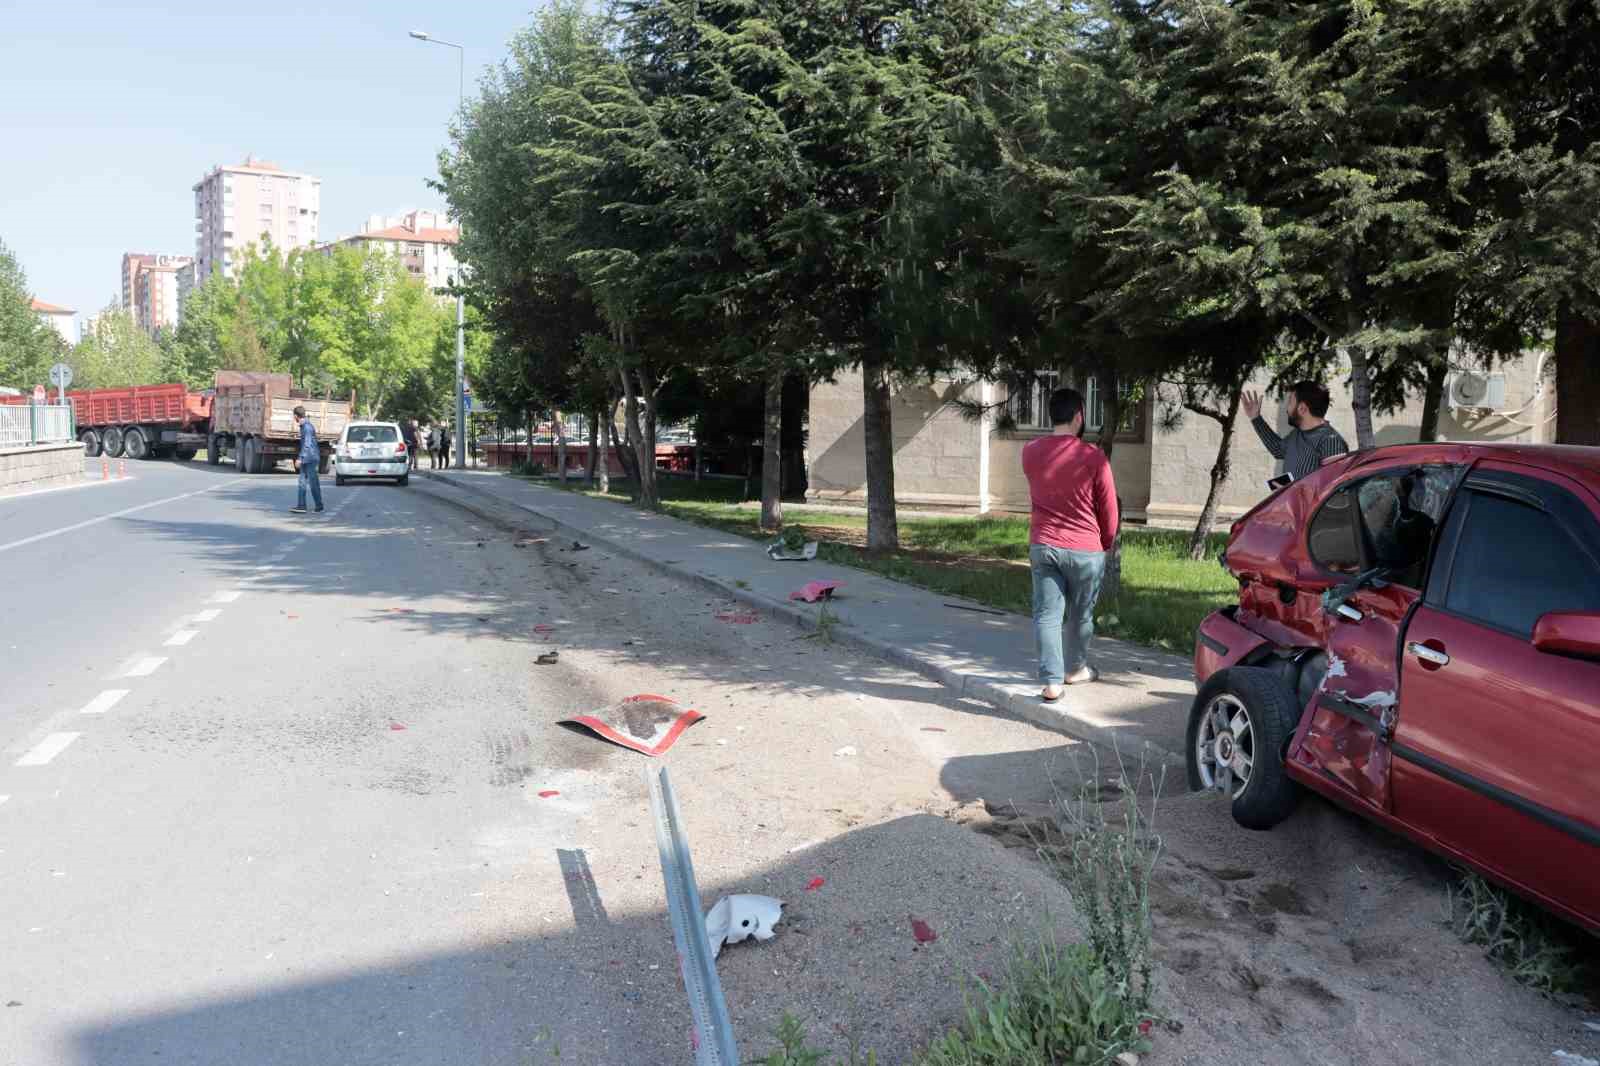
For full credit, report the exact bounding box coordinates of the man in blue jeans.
[1021,387,1119,702]
[290,405,324,514]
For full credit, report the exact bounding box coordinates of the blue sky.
[1,2,533,326]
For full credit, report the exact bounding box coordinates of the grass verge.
[532,474,1233,652]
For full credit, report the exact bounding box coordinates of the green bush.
[1448,871,1595,996]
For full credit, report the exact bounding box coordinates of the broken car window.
[1445,491,1600,638]
[1308,486,1362,574]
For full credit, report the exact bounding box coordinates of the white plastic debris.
[705,894,784,958]
[833,745,857,758]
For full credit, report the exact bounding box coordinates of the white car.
[334,421,410,486]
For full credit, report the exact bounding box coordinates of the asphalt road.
[0,457,1095,1065]
[0,458,631,1064]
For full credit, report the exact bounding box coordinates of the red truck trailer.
[0,383,211,460]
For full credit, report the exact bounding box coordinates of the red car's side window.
[1306,464,1460,587]
[1434,488,1600,638]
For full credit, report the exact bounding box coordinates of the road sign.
[32,385,46,404]
[49,362,73,389]
[463,395,474,412]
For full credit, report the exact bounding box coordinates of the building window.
[1006,370,1060,431]
[1085,376,1146,442]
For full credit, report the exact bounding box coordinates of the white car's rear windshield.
[347,426,399,444]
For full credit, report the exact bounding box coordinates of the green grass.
[1447,871,1598,998]
[535,474,1234,652]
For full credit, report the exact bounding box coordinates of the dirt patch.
[951,788,1600,1066]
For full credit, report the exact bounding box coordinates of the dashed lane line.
[164,630,198,647]
[79,690,129,716]
[0,479,246,555]
[211,590,242,604]
[16,733,82,767]
[121,657,167,678]
[193,608,222,623]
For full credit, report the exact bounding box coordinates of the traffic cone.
[101,457,109,481]
[118,459,127,479]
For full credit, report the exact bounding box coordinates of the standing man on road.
[440,425,453,470]
[402,419,420,471]
[1243,381,1350,481]
[427,423,441,469]
[1022,387,1118,703]
[291,405,324,515]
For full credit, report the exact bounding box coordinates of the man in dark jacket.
[401,419,419,470]
[1243,380,1350,482]
[290,405,324,514]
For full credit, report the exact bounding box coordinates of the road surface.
[0,458,1076,1065]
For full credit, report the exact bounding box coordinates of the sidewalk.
[418,468,1195,765]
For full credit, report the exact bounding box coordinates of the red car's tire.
[1187,666,1302,830]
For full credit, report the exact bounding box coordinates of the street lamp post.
[410,29,468,470]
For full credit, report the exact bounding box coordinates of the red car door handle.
[1407,642,1450,667]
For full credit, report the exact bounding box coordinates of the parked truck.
[0,383,211,460]
[208,372,351,474]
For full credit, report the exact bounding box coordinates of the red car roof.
[1343,443,1600,497]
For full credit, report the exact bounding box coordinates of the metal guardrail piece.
[649,765,739,1066]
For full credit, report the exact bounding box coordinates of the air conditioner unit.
[1446,371,1507,411]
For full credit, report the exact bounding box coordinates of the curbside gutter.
[417,469,1186,767]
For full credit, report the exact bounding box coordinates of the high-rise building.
[175,261,197,322]
[319,209,460,293]
[192,155,321,285]
[121,253,157,312]
[134,256,190,336]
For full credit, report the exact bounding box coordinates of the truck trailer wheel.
[124,427,150,460]
[206,435,222,465]
[235,437,249,473]
[101,426,125,458]
[80,429,102,457]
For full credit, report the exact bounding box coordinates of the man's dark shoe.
[290,506,307,514]
[315,506,325,513]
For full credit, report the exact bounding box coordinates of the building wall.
[135,263,183,336]
[38,311,75,345]
[806,369,988,509]
[986,434,1153,519]
[1143,351,1555,527]
[175,262,195,322]
[194,158,321,285]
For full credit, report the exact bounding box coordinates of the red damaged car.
[1191,442,1600,933]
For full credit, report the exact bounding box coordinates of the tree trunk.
[1188,390,1243,560]
[607,409,633,487]
[1418,351,1450,443]
[554,409,568,483]
[782,370,807,500]
[632,366,660,509]
[1556,303,1600,446]
[585,409,600,487]
[861,353,899,551]
[1097,367,1122,459]
[1347,336,1377,450]
[760,368,783,530]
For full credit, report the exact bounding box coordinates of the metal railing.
[0,404,77,449]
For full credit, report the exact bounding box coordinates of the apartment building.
[175,261,196,322]
[135,257,189,336]
[192,156,322,285]
[30,298,76,344]
[320,209,460,293]
[120,253,156,312]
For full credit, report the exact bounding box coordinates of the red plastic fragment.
[389,723,407,731]
[910,917,938,944]
[538,789,560,798]
[805,877,826,891]
[1139,1019,1153,1036]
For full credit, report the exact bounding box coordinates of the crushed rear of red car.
[1188,443,1600,935]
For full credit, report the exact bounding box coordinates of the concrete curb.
[417,470,1186,767]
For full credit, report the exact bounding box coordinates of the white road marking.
[211,590,242,603]
[193,608,222,623]
[122,657,167,678]
[80,689,129,716]
[0,476,121,503]
[0,795,9,807]
[16,733,82,767]
[0,479,245,555]
[165,630,198,647]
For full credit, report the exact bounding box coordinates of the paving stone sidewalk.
[420,468,1196,765]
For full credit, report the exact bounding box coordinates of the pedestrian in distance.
[290,405,324,515]
[440,425,453,470]
[401,419,419,470]
[428,423,442,469]
[1243,380,1350,483]
[1021,387,1118,703]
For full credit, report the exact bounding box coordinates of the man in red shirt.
[1021,387,1119,701]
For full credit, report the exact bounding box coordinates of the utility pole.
[410,29,468,469]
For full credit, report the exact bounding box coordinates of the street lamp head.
[409,30,431,40]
